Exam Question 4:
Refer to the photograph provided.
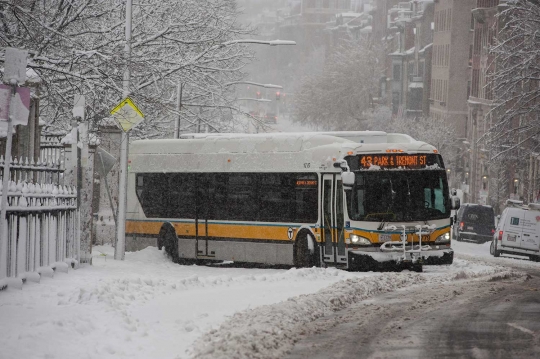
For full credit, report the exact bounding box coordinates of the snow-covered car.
[490,204,540,262]
[453,203,495,243]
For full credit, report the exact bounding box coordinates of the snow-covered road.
[0,242,536,359]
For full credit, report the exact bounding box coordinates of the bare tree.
[487,157,511,215]
[292,39,382,130]
[488,0,540,158]
[368,107,458,161]
[0,0,254,136]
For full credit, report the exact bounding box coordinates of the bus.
[126,131,460,271]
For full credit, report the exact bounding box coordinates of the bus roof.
[178,131,416,144]
[131,133,354,155]
[131,132,434,155]
[129,132,438,173]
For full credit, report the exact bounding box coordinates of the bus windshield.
[346,170,450,222]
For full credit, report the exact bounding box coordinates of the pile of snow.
[0,245,364,359]
[0,242,531,359]
[190,262,521,359]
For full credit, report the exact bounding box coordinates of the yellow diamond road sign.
[110,97,144,132]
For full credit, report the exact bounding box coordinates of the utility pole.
[114,0,132,260]
[174,83,183,139]
[198,106,202,133]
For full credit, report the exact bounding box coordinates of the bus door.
[322,174,347,265]
[196,174,213,258]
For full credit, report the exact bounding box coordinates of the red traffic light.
[276,91,281,100]
[256,91,261,99]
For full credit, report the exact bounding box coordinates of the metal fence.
[0,142,80,290]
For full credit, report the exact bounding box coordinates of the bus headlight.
[349,234,371,246]
[435,232,450,244]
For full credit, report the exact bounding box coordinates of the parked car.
[453,203,495,243]
[490,203,540,262]
[264,112,277,124]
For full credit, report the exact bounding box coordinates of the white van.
[490,203,540,262]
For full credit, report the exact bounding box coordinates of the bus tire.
[159,224,179,262]
[294,232,318,268]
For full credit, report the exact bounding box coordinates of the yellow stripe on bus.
[126,220,295,241]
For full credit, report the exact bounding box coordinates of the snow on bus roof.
[131,133,355,155]
[130,132,435,155]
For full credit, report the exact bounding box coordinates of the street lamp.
[224,81,283,89]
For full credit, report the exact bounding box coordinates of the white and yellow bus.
[126,131,460,271]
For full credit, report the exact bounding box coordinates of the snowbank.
[190,262,520,359]
[0,242,531,359]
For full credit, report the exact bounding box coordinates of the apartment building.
[430,0,475,138]
[467,0,501,205]
[426,0,475,194]
[384,1,433,118]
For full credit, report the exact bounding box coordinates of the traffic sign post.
[110,95,144,260]
[0,48,28,277]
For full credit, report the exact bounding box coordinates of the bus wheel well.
[294,230,318,268]
[159,223,178,262]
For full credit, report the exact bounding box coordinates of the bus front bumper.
[347,245,453,271]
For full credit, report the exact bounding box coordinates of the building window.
[472,69,480,97]
[393,64,401,81]
[473,28,482,55]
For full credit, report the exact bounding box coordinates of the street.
[285,266,540,359]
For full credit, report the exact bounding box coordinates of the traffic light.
[276,91,281,100]
[256,91,261,99]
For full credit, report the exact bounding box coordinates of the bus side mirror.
[342,171,355,190]
[451,196,460,210]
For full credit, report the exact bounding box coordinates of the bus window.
[227,174,257,221]
[292,174,318,223]
[136,173,170,218]
[207,173,227,220]
[259,174,291,222]
[347,171,449,222]
[423,176,445,214]
[168,174,196,219]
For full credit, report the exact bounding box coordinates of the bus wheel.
[294,233,317,268]
[159,224,179,262]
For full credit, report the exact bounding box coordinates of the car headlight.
[435,232,451,244]
[348,234,371,246]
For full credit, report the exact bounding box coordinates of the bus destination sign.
[359,154,428,169]
[296,179,317,186]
